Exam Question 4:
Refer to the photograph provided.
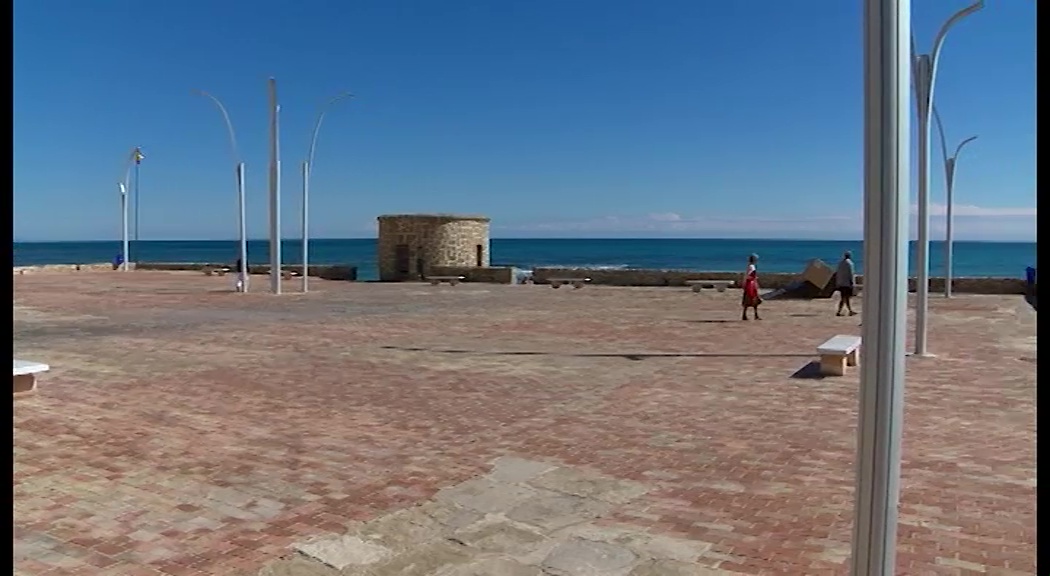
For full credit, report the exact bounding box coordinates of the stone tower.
[376,214,491,281]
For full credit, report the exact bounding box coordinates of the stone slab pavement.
[12,272,1036,575]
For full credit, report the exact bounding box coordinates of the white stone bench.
[429,275,465,286]
[685,279,734,293]
[14,359,49,396]
[817,335,862,376]
[549,277,591,289]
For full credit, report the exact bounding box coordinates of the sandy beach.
[13,272,1036,575]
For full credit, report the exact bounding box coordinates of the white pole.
[944,159,955,298]
[911,1,983,356]
[237,162,249,293]
[302,160,309,292]
[119,183,130,271]
[914,54,932,356]
[268,78,282,295]
[194,90,247,295]
[302,92,353,294]
[852,0,910,573]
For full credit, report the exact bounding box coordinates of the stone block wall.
[377,214,491,281]
[428,266,515,284]
[529,268,1027,295]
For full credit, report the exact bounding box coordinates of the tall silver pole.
[195,90,248,294]
[932,106,978,300]
[268,78,282,295]
[119,183,130,271]
[852,0,910,573]
[302,92,353,294]
[237,162,249,292]
[914,57,932,355]
[944,161,955,298]
[910,0,983,356]
[302,160,310,292]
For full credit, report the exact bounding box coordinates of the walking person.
[741,253,762,321]
[835,251,857,316]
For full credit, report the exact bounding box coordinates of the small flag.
[134,148,145,165]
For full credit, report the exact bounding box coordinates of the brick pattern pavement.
[13,272,1036,575]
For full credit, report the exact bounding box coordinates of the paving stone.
[416,502,485,531]
[488,457,558,484]
[506,492,612,532]
[529,468,648,505]
[561,524,713,563]
[353,540,471,576]
[293,536,393,571]
[441,557,546,576]
[434,478,536,515]
[627,558,725,576]
[452,519,547,554]
[354,508,444,552]
[541,538,639,576]
[259,555,342,576]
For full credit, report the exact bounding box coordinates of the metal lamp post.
[117,147,138,271]
[931,106,977,299]
[851,0,911,573]
[301,92,354,293]
[910,0,983,357]
[195,90,250,293]
[268,78,282,295]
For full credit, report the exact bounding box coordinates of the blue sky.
[14,1,1036,242]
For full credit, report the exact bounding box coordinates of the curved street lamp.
[932,106,977,299]
[117,147,139,271]
[194,89,249,293]
[910,0,983,356]
[301,91,354,292]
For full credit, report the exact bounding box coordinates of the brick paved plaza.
[13,272,1036,575]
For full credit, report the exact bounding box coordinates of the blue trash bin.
[1026,266,1036,286]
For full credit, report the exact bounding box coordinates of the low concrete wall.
[428,266,515,284]
[530,268,1026,295]
[132,262,358,281]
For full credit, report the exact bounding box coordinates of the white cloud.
[499,203,1037,241]
[914,203,1037,217]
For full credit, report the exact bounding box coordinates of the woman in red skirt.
[741,253,762,320]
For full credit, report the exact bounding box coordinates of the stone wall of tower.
[376,214,491,281]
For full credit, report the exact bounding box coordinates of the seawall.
[13,262,358,281]
[423,266,1027,295]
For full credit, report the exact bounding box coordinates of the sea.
[12,238,1036,281]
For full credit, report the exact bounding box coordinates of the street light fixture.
[910,0,983,356]
[195,89,250,293]
[301,91,354,293]
[931,106,977,299]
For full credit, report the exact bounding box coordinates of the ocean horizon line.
[13,237,1035,245]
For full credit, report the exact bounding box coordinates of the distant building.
[376,214,491,281]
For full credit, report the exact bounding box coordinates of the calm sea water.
[12,238,1035,281]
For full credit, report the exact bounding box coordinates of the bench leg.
[551,283,561,289]
[450,280,459,286]
[691,285,702,293]
[716,286,727,293]
[572,282,583,289]
[430,280,440,285]
[846,349,859,367]
[819,354,847,376]
[13,374,37,395]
